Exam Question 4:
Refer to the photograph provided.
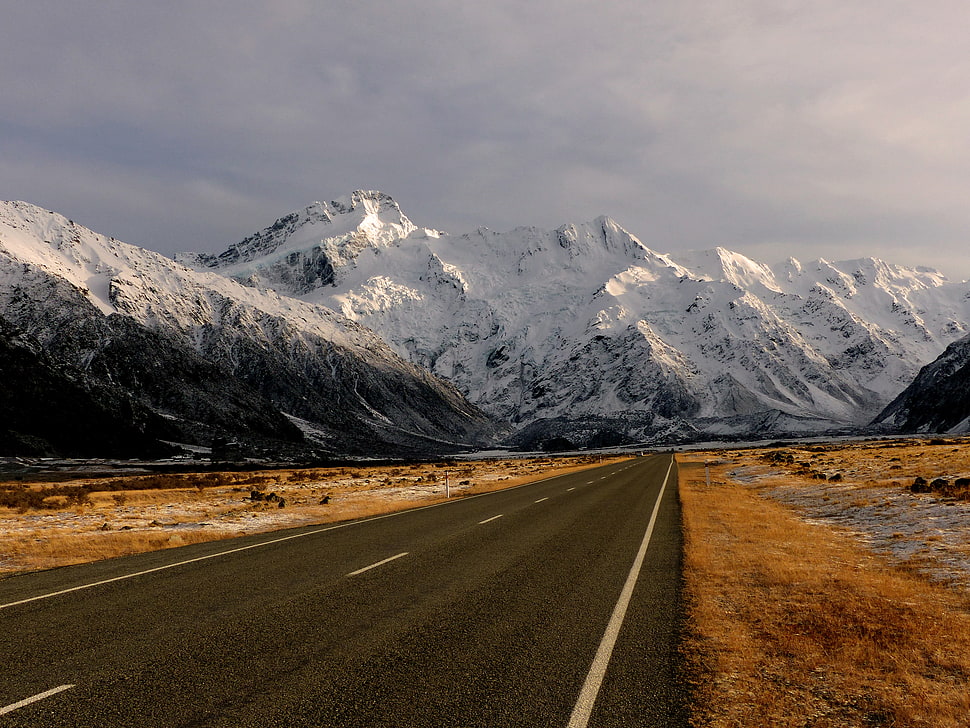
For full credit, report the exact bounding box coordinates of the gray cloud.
[2,0,969,278]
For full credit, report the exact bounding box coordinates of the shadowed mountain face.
[0,316,173,458]
[0,288,310,458]
[183,190,970,447]
[0,200,494,458]
[873,334,970,435]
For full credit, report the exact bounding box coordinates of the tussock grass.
[680,451,970,727]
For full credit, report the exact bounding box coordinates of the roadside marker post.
[705,460,711,487]
[445,471,450,499]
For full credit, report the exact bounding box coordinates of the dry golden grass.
[1,529,234,573]
[0,455,626,575]
[680,446,970,727]
[752,437,970,494]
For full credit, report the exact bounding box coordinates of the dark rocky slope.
[874,333,970,434]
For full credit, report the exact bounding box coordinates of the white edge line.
[0,685,75,716]
[566,455,675,728]
[1,460,629,611]
[346,552,409,577]
[478,514,503,525]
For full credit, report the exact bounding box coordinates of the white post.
[445,471,450,499]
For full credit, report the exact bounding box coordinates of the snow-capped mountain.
[0,200,492,457]
[183,190,970,446]
[874,332,970,434]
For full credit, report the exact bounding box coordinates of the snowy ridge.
[7,190,969,452]
[0,200,362,347]
[181,191,970,445]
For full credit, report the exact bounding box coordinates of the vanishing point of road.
[1,454,688,727]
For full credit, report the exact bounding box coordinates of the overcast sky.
[3,1,970,279]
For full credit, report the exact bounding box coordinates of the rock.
[910,476,931,493]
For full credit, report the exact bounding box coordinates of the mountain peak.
[176,190,419,281]
[0,200,79,239]
[326,189,402,217]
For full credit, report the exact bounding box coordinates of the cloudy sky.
[3,1,969,278]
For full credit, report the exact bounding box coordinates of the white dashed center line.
[2,471,571,611]
[346,552,409,577]
[0,685,75,716]
[534,497,549,503]
[479,514,503,525]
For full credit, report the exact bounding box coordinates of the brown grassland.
[680,438,970,727]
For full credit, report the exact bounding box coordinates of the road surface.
[0,454,687,727]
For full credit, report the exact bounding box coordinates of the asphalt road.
[0,454,687,727]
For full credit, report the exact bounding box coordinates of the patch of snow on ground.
[731,465,970,590]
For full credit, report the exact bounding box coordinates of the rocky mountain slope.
[0,316,175,457]
[0,200,493,458]
[182,190,970,446]
[873,333,970,434]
